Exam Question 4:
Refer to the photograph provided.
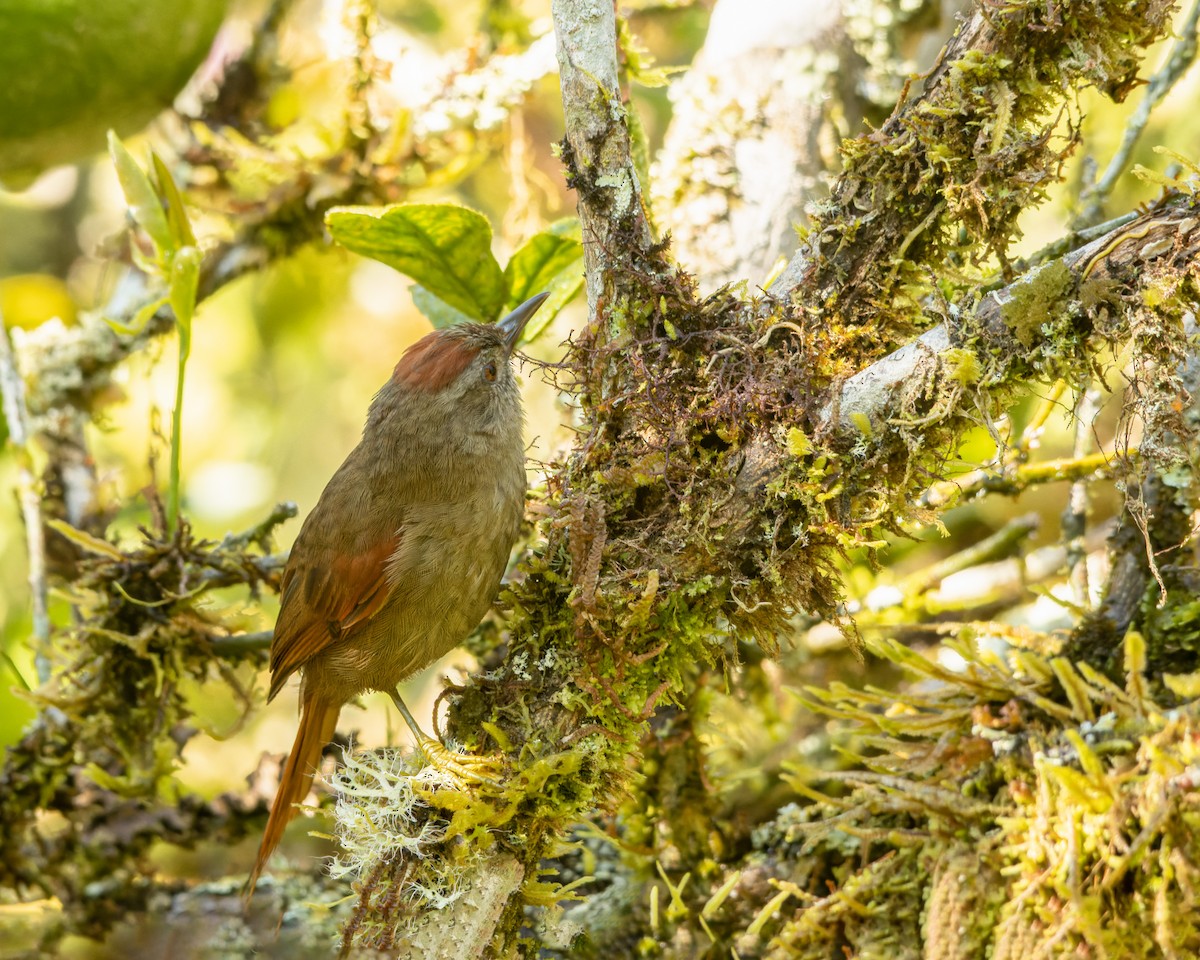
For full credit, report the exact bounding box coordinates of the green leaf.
[411,285,475,330]
[617,16,683,88]
[105,295,168,336]
[107,131,172,258]
[326,203,506,322]
[505,228,582,305]
[168,246,201,338]
[503,220,584,342]
[152,152,196,248]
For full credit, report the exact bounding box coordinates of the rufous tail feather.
[244,693,340,900]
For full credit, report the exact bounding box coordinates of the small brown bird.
[246,293,547,895]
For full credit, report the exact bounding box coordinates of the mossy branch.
[367,6,1200,957]
[345,5,1200,950]
[553,0,658,323]
[769,0,1177,339]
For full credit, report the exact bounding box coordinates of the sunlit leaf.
[326,203,506,322]
[168,246,202,337]
[411,285,474,329]
[503,220,584,341]
[505,229,582,306]
[107,131,171,258]
[152,152,196,248]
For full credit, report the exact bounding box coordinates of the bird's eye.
[482,360,498,383]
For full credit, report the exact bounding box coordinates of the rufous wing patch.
[267,531,401,699]
[392,331,479,391]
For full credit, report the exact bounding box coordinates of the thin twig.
[210,631,273,657]
[0,315,51,684]
[1064,387,1102,607]
[219,501,298,551]
[897,514,1040,597]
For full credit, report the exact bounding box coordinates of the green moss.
[803,0,1175,358]
[731,631,1200,958]
[998,259,1074,347]
[0,510,291,941]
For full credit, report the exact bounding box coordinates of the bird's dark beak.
[497,292,549,354]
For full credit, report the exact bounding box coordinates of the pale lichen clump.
[326,749,473,908]
[412,33,559,137]
[327,738,600,953]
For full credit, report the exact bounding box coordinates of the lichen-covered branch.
[769,0,1177,345]
[356,19,1198,960]
[553,0,656,321]
[829,204,1200,433]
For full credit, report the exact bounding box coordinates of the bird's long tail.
[245,692,340,899]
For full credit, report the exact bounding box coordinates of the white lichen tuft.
[325,747,478,910]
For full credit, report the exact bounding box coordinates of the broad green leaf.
[326,203,506,322]
[505,230,582,306]
[503,221,584,342]
[107,131,172,258]
[152,152,196,248]
[411,285,474,330]
[0,0,228,184]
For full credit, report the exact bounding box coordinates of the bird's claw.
[414,735,501,786]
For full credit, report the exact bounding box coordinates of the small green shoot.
[106,132,201,535]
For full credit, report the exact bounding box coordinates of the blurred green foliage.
[0,0,229,184]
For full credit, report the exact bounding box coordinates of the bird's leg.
[388,689,500,784]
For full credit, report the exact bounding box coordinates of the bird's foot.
[388,688,501,785]
[413,734,501,785]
